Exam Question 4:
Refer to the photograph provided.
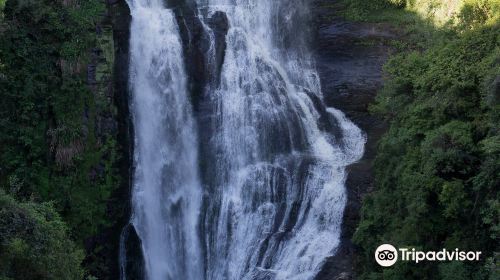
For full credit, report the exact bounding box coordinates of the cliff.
[312,1,393,279]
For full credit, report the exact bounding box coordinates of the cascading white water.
[126,0,203,279]
[124,0,366,279]
[196,1,366,279]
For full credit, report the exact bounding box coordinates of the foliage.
[0,3,4,21]
[339,0,500,51]
[0,0,121,278]
[459,0,500,28]
[0,0,119,239]
[339,0,407,22]
[0,190,84,279]
[352,2,500,279]
[341,0,500,25]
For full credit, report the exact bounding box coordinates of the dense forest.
[0,0,498,279]
[0,0,124,279]
[345,1,499,280]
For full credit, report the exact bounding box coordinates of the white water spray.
[123,0,366,279]
[126,1,203,279]
[196,1,366,279]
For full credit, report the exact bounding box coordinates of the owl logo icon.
[375,244,398,267]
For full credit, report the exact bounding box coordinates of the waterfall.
[122,0,366,279]
[125,0,204,279]
[196,1,365,279]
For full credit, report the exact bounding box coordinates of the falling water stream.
[122,0,366,279]
[125,1,204,279]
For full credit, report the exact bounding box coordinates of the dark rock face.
[168,0,230,108]
[311,1,393,279]
[169,4,231,197]
[108,0,135,279]
[121,224,145,280]
[170,0,211,109]
[206,11,229,87]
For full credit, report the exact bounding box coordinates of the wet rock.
[107,1,135,279]
[336,272,352,280]
[303,88,343,141]
[206,11,229,87]
[311,0,393,279]
[120,224,145,280]
[170,0,211,109]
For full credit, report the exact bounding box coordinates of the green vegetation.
[341,0,499,25]
[0,0,121,278]
[346,1,500,279]
[0,0,498,279]
[0,190,84,279]
[340,0,499,49]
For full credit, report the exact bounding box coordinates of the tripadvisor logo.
[375,244,398,267]
[375,244,482,267]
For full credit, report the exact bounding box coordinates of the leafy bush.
[353,19,499,280]
[0,0,119,240]
[0,190,84,279]
[0,0,120,277]
[459,0,500,28]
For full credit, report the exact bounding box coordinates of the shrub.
[0,191,84,279]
